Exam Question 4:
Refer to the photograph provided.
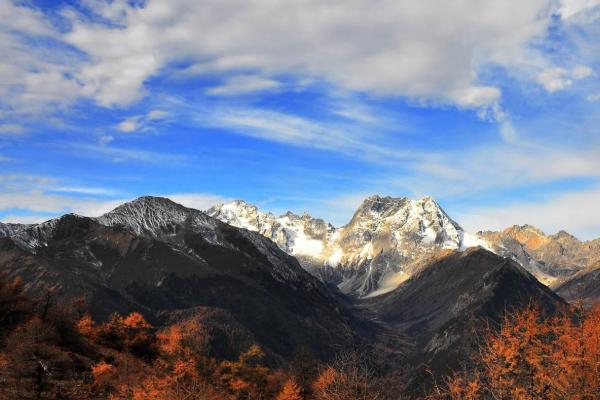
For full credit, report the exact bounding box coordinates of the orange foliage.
[91,360,118,391]
[440,304,600,399]
[77,314,96,338]
[277,377,303,400]
[157,325,184,356]
[123,312,152,329]
[311,352,385,400]
[215,344,286,399]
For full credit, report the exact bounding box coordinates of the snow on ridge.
[208,195,495,298]
[206,200,332,260]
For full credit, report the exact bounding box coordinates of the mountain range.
[208,195,599,298]
[0,193,596,387]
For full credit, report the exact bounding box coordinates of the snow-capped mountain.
[324,195,489,297]
[208,195,491,297]
[206,200,334,270]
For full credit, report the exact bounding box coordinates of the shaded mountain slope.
[365,247,565,382]
[0,197,375,362]
[556,260,600,302]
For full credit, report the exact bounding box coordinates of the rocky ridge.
[209,195,490,297]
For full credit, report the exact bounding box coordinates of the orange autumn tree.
[439,304,600,400]
[215,344,286,399]
[78,311,158,360]
[311,350,385,400]
[276,377,303,400]
[127,320,223,400]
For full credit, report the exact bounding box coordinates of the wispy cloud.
[164,193,232,211]
[69,142,188,164]
[0,175,125,217]
[202,106,418,163]
[116,109,171,133]
[537,65,593,92]
[206,75,280,96]
[458,186,600,240]
[48,186,121,196]
[392,140,600,198]
[0,175,230,223]
[0,124,27,135]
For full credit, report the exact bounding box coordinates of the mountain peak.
[552,230,579,242]
[352,195,409,220]
[121,196,188,210]
[505,224,546,236]
[97,196,208,238]
[502,224,550,250]
[350,194,455,227]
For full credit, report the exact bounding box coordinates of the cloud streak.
[458,186,600,240]
[0,175,230,223]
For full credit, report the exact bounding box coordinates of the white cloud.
[73,142,188,164]
[588,92,600,101]
[49,186,120,196]
[147,110,170,120]
[1,214,56,224]
[559,0,600,18]
[572,65,593,79]
[537,65,593,92]
[1,0,563,117]
[458,186,600,240]
[0,175,230,223]
[98,135,114,145]
[206,75,280,96]
[164,193,232,211]
[68,0,554,112]
[203,107,418,162]
[0,2,83,118]
[116,109,170,132]
[0,124,27,135]
[116,116,140,132]
[499,121,518,143]
[392,140,600,199]
[0,175,125,218]
[0,190,124,216]
[537,68,573,92]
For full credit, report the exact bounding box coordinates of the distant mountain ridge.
[480,224,600,287]
[3,194,599,301]
[208,195,598,298]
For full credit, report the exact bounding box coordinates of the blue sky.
[1,0,600,238]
